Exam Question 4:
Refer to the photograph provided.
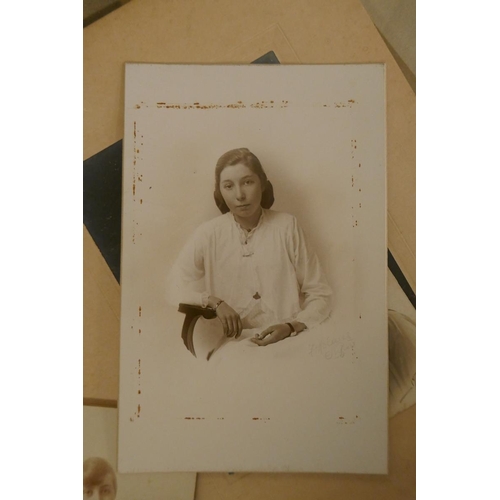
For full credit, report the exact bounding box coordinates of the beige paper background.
[84,0,415,495]
[84,226,120,403]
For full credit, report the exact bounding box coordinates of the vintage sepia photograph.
[83,405,197,499]
[118,63,387,473]
[167,146,333,360]
[84,457,117,500]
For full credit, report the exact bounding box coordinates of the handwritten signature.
[308,334,355,360]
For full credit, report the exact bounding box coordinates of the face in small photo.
[83,457,117,500]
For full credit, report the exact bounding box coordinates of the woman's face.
[219,163,263,223]
[83,472,116,500]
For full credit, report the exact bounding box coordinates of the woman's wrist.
[207,295,223,310]
[289,320,306,335]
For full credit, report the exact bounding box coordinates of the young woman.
[168,148,332,347]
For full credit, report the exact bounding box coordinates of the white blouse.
[167,209,332,329]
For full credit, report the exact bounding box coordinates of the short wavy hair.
[213,148,274,213]
[83,457,117,496]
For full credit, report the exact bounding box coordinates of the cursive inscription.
[308,334,355,360]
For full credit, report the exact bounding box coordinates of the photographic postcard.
[83,405,196,499]
[118,63,387,473]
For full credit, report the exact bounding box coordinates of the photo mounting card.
[119,63,387,474]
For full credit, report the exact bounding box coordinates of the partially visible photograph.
[83,405,197,499]
[83,457,117,500]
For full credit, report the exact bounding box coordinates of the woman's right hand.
[215,302,242,338]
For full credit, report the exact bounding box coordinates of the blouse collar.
[231,208,266,238]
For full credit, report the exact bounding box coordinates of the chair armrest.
[178,303,217,357]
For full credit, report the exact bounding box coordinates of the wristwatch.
[211,299,224,311]
[286,322,298,337]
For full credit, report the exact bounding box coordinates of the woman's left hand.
[251,324,293,347]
